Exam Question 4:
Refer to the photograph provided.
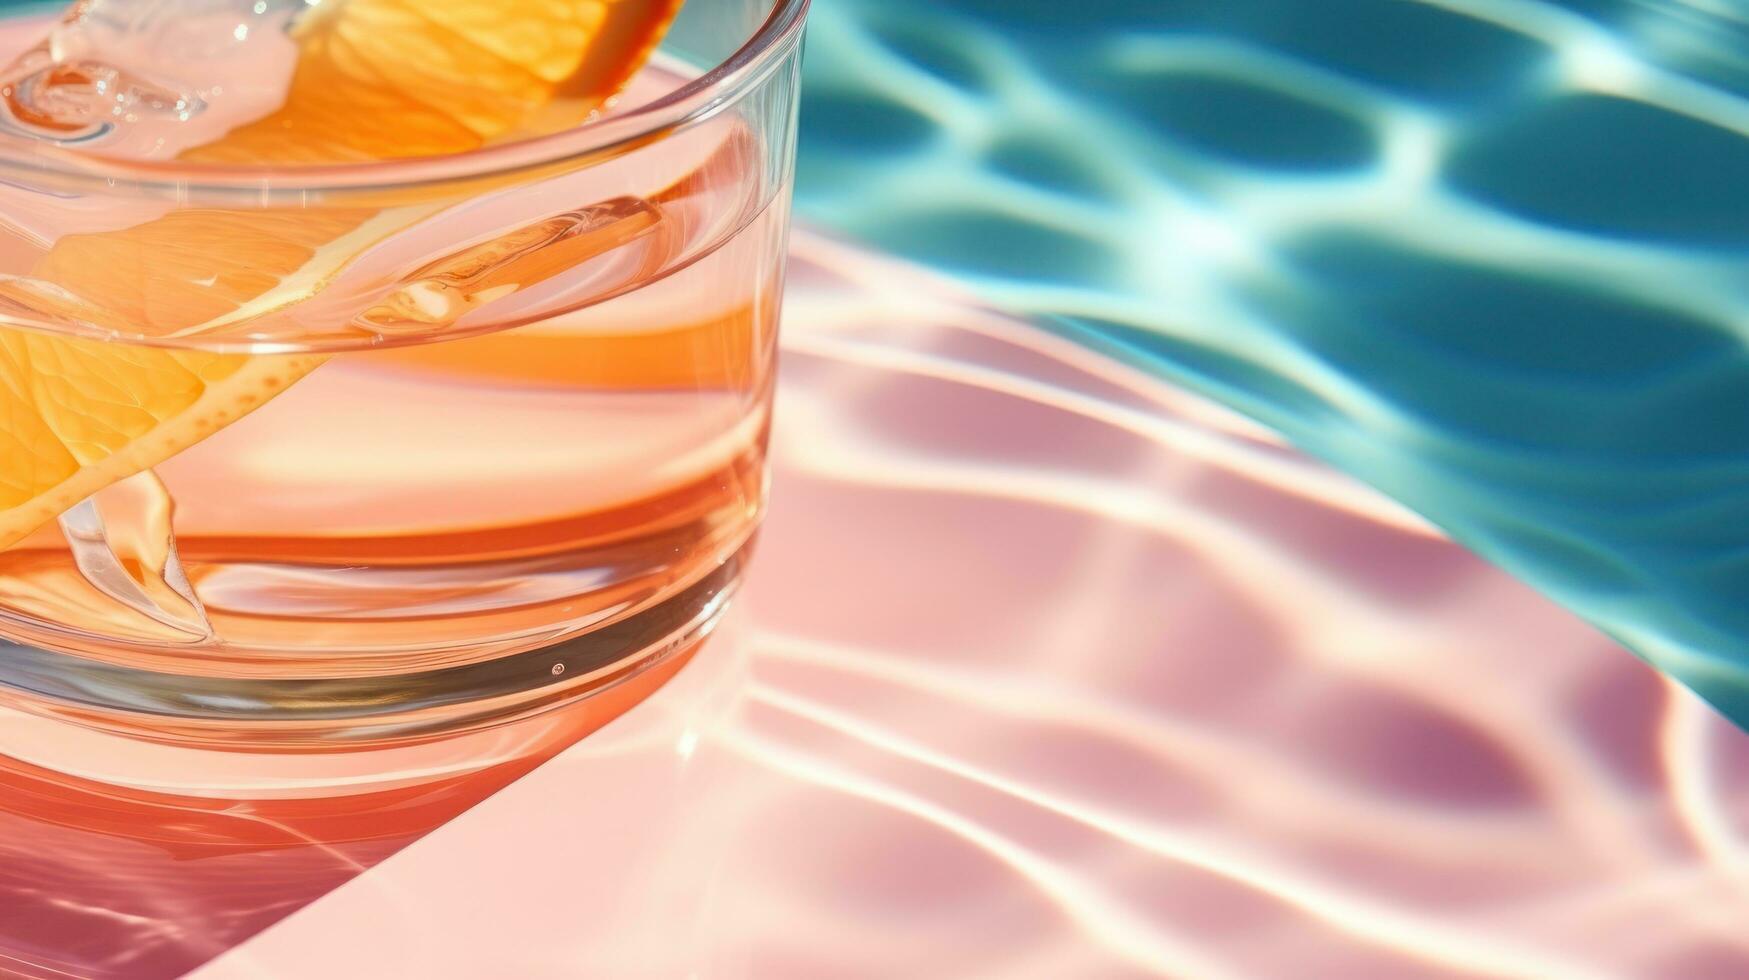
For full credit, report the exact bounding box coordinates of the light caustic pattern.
[188,237,1749,980]
[793,1,1749,726]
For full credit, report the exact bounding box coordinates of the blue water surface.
[792,0,1749,724]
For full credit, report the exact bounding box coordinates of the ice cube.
[0,0,305,158]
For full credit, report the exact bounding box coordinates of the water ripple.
[794,0,1749,725]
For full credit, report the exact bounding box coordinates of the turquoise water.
[792,1,1749,725]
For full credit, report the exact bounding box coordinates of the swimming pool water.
[793,0,1749,728]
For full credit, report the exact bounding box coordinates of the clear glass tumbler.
[0,0,808,745]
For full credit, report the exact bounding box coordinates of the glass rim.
[0,0,810,197]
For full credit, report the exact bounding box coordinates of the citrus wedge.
[184,0,682,165]
[0,0,684,550]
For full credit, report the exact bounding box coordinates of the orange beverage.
[0,0,809,744]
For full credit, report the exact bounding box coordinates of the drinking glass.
[0,0,808,745]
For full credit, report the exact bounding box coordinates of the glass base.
[0,548,744,749]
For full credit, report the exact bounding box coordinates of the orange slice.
[0,0,684,550]
[184,0,682,165]
[0,335,318,546]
